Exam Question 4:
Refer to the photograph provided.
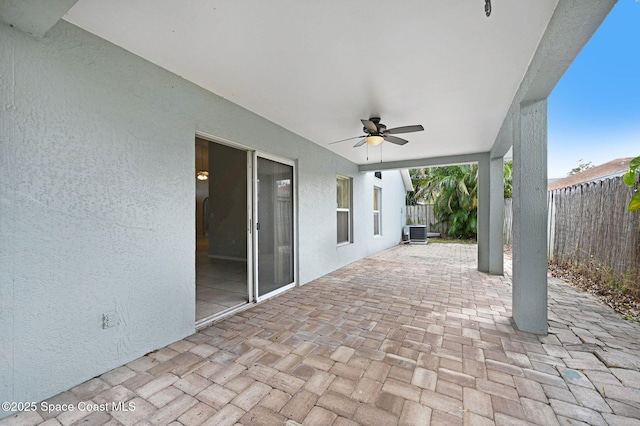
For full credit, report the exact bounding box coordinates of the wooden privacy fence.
[503,198,512,246]
[503,176,639,277]
[551,176,639,277]
[406,204,440,232]
[408,199,535,243]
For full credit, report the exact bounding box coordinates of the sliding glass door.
[255,154,295,300]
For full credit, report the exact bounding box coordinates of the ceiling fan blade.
[353,138,366,147]
[384,125,424,135]
[361,119,378,134]
[328,135,366,145]
[384,135,409,145]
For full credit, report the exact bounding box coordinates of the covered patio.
[4,243,639,425]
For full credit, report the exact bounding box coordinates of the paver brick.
[361,360,389,383]
[568,384,611,413]
[126,356,158,373]
[463,411,495,426]
[329,362,363,381]
[69,411,112,425]
[303,370,335,395]
[93,385,136,406]
[317,391,359,418]
[523,369,567,389]
[303,406,338,426]
[490,395,525,420]
[174,373,212,396]
[520,398,559,426]
[196,384,237,409]
[331,346,356,363]
[328,376,357,397]
[52,402,92,426]
[177,402,216,426]
[549,399,607,426]
[301,355,334,371]
[352,377,383,404]
[601,413,640,426]
[353,404,399,426]
[388,365,413,383]
[411,367,437,391]
[147,393,198,425]
[375,391,406,416]
[463,387,493,419]
[420,389,463,416]
[239,405,285,426]
[273,354,303,373]
[70,379,111,401]
[224,374,256,393]
[147,385,184,408]
[439,368,476,387]
[610,368,640,389]
[101,367,137,386]
[110,397,158,426]
[0,411,45,425]
[278,390,318,423]
[513,376,547,403]
[399,400,432,426]
[435,379,463,400]
[431,409,463,425]
[189,343,219,359]
[476,379,519,401]
[210,363,246,385]
[231,382,272,411]
[200,404,245,426]
[267,372,305,395]
[136,374,179,399]
[259,389,291,412]
[383,378,421,402]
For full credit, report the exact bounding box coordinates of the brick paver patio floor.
[3,243,640,425]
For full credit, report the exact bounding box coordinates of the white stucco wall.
[0,20,407,412]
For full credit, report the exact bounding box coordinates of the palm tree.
[503,160,513,199]
[429,165,478,238]
[407,161,513,238]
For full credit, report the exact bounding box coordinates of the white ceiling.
[63,0,559,165]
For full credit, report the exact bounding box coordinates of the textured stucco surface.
[0,19,407,413]
[512,100,549,335]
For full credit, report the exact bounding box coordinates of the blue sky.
[547,0,639,178]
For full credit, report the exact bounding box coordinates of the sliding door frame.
[253,151,297,302]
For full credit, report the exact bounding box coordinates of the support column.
[478,154,504,275]
[513,99,548,335]
[489,157,504,274]
[477,154,490,273]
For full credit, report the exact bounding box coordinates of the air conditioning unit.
[402,225,428,243]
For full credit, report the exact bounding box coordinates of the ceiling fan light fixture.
[196,170,209,181]
[366,135,384,146]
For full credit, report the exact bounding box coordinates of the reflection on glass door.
[256,156,295,298]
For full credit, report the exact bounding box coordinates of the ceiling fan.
[330,117,424,148]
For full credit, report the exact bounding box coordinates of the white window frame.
[337,176,352,245]
[373,186,382,236]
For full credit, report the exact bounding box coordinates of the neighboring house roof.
[548,157,633,190]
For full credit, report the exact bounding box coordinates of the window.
[373,187,382,235]
[337,176,352,244]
